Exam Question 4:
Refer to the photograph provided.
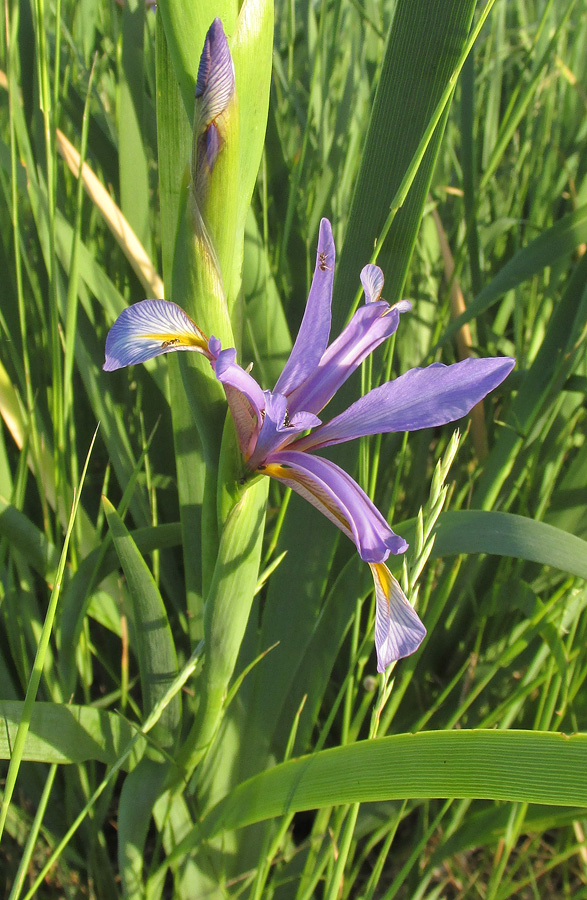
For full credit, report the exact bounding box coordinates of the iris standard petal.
[103,300,210,371]
[296,356,516,451]
[360,265,385,303]
[287,302,403,416]
[273,218,335,397]
[260,450,407,562]
[370,562,426,671]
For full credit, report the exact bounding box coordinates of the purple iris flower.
[104,219,514,672]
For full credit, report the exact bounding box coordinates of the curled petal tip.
[103,299,209,371]
[360,265,385,304]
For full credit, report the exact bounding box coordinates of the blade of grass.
[20,642,203,900]
[0,425,99,841]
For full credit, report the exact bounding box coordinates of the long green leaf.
[156,14,207,637]
[432,510,587,579]
[334,0,477,316]
[118,0,151,256]
[103,497,180,751]
[198,730,587,840]
[0,429,97,840]
[0,700,144,765]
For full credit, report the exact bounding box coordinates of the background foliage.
[0,0,587,897]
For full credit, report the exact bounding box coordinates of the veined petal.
[103,300,210,371]
[296,357,515,451]
[223,384,261,460]
[260,450,407,562]
[360,265,385,303]
[213,349,266,458]
[214,349,266,415]
[273,219,335,397]
[195,18,235,128]
[370,562,426,671]
[287,302,403,416]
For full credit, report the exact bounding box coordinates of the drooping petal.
[246,393,321,470]
[260,450,407,562]
[287,302,404,417]
[195,18,235,129]
[273,219,335,397]
[213,349,266,458]
[103,300,210,371]
[296,356,515,451]
[370,562,426,671]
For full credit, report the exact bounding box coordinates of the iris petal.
[370,562,426,671]
[261,450,407,562]
[287,303,402,416]
[214,349,266,415]
[103,300,209,371]
[360,265,385,303]
[274,219,335,397]
[247,395,321,469]
[213,349,267,458]
[296,357,516,451]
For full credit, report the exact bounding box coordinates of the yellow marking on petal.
[144,332,209,351]
[369,561,391,607]
[261,462,350,531]
[259,462,288,478]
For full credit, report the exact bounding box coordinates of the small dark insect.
[318,251,332,272]
[161,338,181,349]
[283,409,292,428]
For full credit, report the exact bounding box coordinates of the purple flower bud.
[194,18,235,174]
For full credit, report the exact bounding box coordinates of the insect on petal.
[274,218,336,398]
[103,299,210,371]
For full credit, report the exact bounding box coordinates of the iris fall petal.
[103,299,209,371]
[262,450,407,562]
[370,562,426,671]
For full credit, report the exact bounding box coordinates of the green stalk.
[6,0,51,539]
[33,0,64,504]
